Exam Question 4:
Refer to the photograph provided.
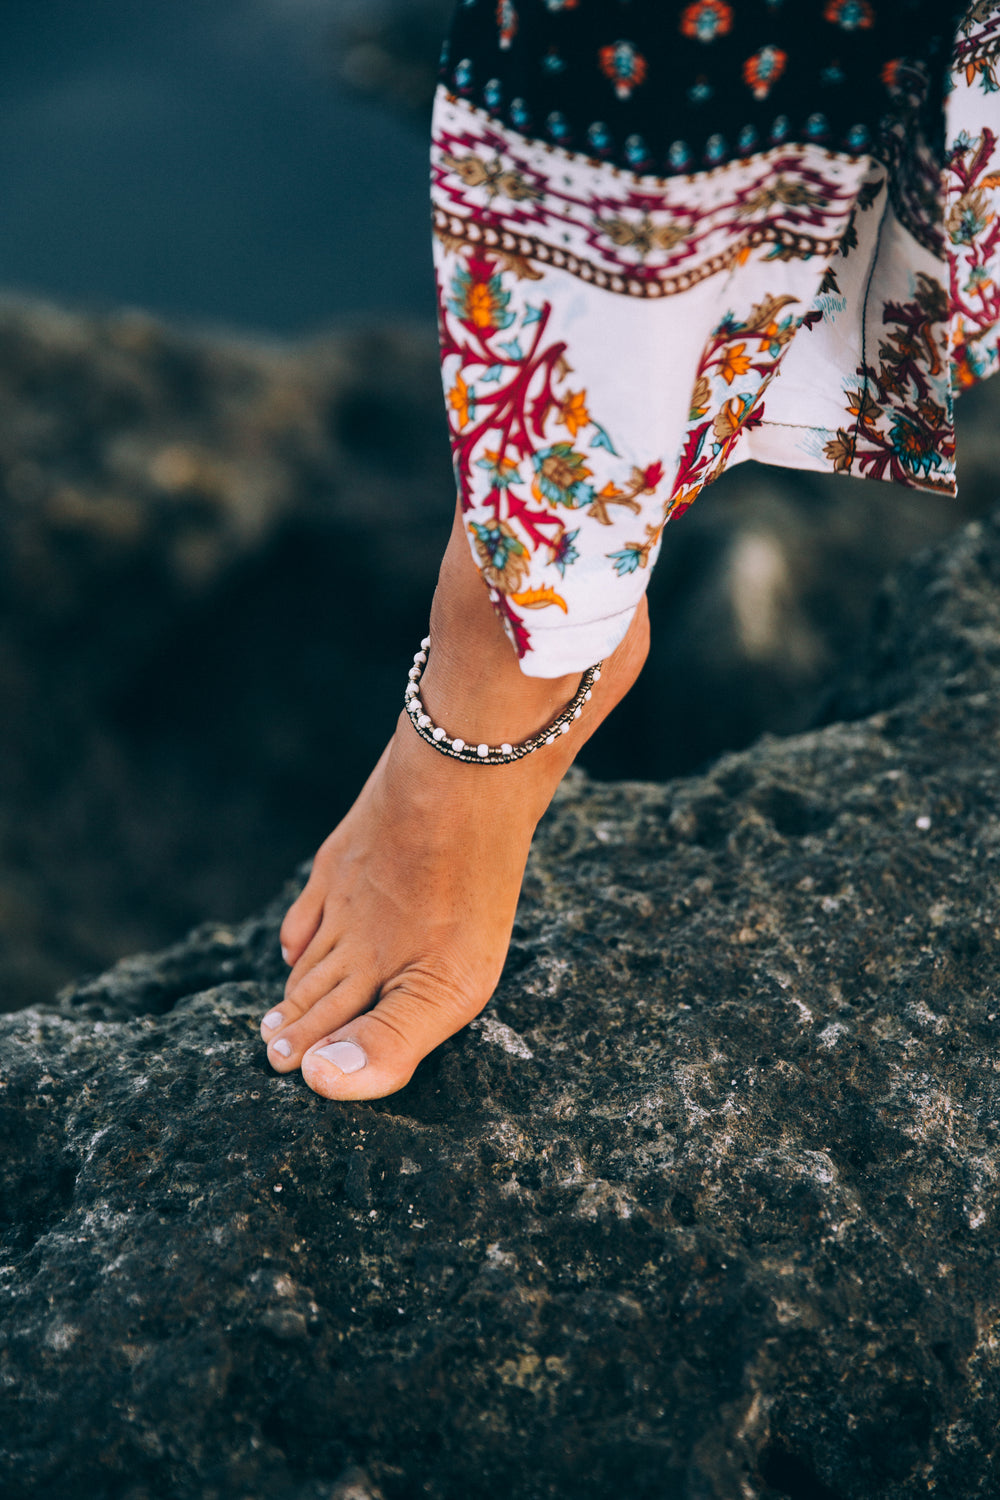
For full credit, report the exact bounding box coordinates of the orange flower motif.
[448,373,475,429]
[679,0,733,43]
[468,282,499,329]
[598,40,648,100]
[719,342,753,385]
[559,389,591,437]
[742,45,787,101]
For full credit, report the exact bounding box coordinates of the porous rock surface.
[4,512,1000,1499]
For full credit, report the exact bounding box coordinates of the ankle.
[420,524,581,745]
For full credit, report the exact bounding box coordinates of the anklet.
[404,637,602,765]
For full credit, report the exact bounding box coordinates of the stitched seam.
[851,206,889,471]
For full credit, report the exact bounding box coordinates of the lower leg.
[262,504,649,1100]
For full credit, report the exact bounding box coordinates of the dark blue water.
[0,0,437,335]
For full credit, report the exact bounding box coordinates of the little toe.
[279,876,326,965]
[301,981,484,1101]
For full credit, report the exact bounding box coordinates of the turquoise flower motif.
[625,134,651,170]
[704,133,727,163]
[948,192,989,247]
[470,520,527,576]
[531,444,595,509]
[454,58,474,93]
[888,412,940,478]
[587,121,613,155]
[510,97,531,130]
[609,545,643,577]
[668,139,692,171]
[484,77,503,111]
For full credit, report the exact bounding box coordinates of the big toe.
[300,983,485,1101]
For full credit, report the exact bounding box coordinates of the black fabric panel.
[439,0,962,175]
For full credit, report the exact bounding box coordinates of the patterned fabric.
[432,2,1000,676]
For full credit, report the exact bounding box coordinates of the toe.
[262,936,348,1046]
[279,874,325,965]
[264,973,376,1072]
[300,979,486,1101]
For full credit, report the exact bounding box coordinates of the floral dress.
[432,1,1000,676]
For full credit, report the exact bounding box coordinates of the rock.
[0,295,455,1007]
[4,510,1000,1498]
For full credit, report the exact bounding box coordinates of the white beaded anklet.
[404,637,603,765]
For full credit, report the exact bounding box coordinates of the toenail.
[280,944,290,964]
[262,1009,283,1030]
[314,1039,367,1073]
[271,1037,292,1057]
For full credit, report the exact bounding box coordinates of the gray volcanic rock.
[4,513,1000,1498]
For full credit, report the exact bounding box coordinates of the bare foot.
[260,506,649,1099]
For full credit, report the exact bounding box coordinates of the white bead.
[573,707,581,719]
[477,744,489,757]
[433,727,446,741]
[421,636,431,649]
[418,714,431,728]
[405,681,418,695]
[593,669,602,681]
[452,738,465,752]
[408,666,420,679]
[545,734,555,746]
[584,689,592,701]
[414,651,427,665]
[500,743,513,756]
[560,722,570,734]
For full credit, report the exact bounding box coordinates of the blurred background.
[1,0,996,1011]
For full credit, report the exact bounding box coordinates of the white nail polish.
[262,1010,283,1030]
[281,945,291,964]
[314,1039,367,1073]
[271,1037,292,1057]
